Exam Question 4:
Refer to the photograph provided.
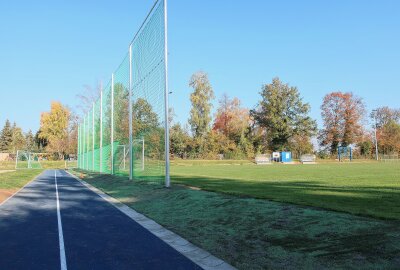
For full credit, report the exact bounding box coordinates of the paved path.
[0,170,202,270]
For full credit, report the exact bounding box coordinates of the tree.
[76,81,102,115]
[132,98,159,136]
[213,94,250,141]
[170,123,192,159]
[10,122,26,153]
[25,130,36,152]
[67,113,79,156]
[371,107,400,155]
[188,71,215,138]
[370,106,400,128]
[35,130,48,151]
[319,92,365,155]
[0,120,13,152]
[251,77,316,151]
[378,121,400,154]
[39,102,71,159]
[113,83,129,144]
[288,134,314,158]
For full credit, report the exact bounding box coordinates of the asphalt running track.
[0,170,202,270]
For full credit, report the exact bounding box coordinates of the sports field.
[171,161,400,219]
[74,161,400,269]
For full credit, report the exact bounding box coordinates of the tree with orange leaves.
[213,94,250,141]
[319,92,365,155]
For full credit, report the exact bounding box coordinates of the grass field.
[0,170,44,203]
[0,160,76,170]
[73,164,400,270]
[171,161,400,219]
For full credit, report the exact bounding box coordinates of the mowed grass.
[0,169,43,189]
[171,161,400,219]
[0,169,43,203]
[74,169,400,269]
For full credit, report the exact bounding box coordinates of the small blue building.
[280,152,292,163]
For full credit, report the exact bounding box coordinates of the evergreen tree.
[0,120,13,152]
[25,130,36,152]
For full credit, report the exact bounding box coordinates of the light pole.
[372,110,379,161]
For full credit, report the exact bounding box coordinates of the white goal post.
[15,150,43,169]
[117,139,145,172]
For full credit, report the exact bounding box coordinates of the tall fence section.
[77,0,170,186]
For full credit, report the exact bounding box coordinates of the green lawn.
[0,170,43,201]
[0,160,73,170]
[171,161,400,219]
[74,168,400,270]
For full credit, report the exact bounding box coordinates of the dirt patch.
[0,189,17,203]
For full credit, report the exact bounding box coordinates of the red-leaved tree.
[319,92,365,154]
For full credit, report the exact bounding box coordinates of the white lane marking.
[0,171,45,208]
[55,170,68,270]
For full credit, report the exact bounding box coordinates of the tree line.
[170,72,400,159]
[2,72,398,161]
[0,102,77,160]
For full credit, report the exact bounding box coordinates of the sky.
[0,0,399,133]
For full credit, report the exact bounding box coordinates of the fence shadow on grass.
[171,175,400,220]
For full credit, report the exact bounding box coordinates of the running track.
[0,170,202,269]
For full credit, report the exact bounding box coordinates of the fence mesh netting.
[77,0,167,185]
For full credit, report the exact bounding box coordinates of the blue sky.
[0,0,399,133]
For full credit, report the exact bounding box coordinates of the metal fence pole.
[111,73,115,175]
[129,44,133,180]
[100,89,103,173]
[164,0,170,187]
[142,137,145,171]
[78,125,81,168]
[92,103,95,171]
[83,118,85,169]
[86,115,89,170]
[374,113,379,161]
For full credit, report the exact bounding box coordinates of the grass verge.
[72,169,400,270]
[0,169,43,203]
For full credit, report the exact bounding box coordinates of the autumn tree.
[10,122,26,153]
[67,113,79,156]
[213,94,250,141]
[251,77,316,151]
[319,92,365,154]
[370,106,400,128]
[188,71,215,138]
[39,102,71,159]
[288,134,314,158]
[378,122,400,154]
[371,107,400,154]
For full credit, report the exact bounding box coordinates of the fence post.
[142,137,145,171]
[164,0,170,187]
[86,115,89,170]
[129,44,133,180]
[92,103,95,171]
[100,89,103,173]
[111,74,115,175]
